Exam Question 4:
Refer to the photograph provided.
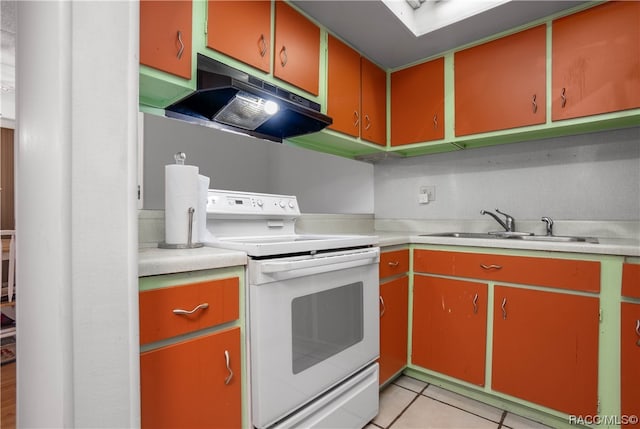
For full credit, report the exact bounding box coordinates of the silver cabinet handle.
[172,303,209,315]
[433,114,438,129]
[501,298,507,320]
[532,94,537,113]
[279,46,288,67]
[176,30,184,60]
[224,350,233,385]
[480,264,502,270]
[561,87,567,108]
[379,296,386,317]
[473,293,479,314]
[364,114,371,130]
[353,110,359,128]
[387,261,399,267]
[258,34,267,57]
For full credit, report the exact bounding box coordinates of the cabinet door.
[412,276,487,386]
[273,1,320,95]
[492,286,598,415]
[141,326,242,429]
[207,1,271,73]
[552,2,640,121]
[391,57,444,146]
[379,249,410,279]
[621,302,640,425]
[140,0,192,79]
[361,57,387,146]
[455,25,546,136]
[327,35,361,138]
[379,276,409,385]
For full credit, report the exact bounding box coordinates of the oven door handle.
[259,249,379,274]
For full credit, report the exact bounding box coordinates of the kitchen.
[6,0,640,428]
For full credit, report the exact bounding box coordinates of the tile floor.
[366,376,554,429]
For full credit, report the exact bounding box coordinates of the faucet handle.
[541,216,554,236]
[495,209,515,232]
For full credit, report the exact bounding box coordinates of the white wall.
[143,113,375,214]
[375,127,640,221]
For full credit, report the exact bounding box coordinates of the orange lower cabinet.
[492,286,598,416]
[621,302,640,426]
[141,326,242,429]
[411,275,487,386]
[379,276,409,385]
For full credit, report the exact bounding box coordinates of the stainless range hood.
[166,54,332,142]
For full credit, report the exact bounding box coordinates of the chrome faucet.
[480,209,516,232]
[541,216,554,236]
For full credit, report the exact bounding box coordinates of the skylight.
[383,0,512,37]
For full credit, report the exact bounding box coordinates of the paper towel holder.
[159,206,204,249]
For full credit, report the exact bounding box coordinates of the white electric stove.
[203,189,380,429]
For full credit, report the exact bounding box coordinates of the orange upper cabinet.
[207,1,271,73]
[140,0,193,79]
[327,35,387,145]
[552,2,640,121]
[327,35,361,138]
[360,57,387,145]
[454,25,546,136]
[391,57,444,146]
[273,1,320,95]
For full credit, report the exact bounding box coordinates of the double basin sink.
[421,231,599,243]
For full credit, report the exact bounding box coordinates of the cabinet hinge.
[597,398,601,413]
[599,308,602,322]
[204,20,207,35]
[137,185,141,200]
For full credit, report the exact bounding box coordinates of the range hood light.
[213,91,278,131]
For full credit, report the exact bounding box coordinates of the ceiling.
[291,0,588,69]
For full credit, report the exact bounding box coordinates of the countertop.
[376,232,640,257]
[138,245,247,277]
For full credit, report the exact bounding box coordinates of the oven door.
[248,248,380,428]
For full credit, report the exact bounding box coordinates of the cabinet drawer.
[622,263,640,299]
[140,277,239,345]
[380,249,410,278]
[414,250,600,293]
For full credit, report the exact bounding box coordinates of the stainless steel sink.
[514,235,599,243]
[420,232,499,239]
[420,232,598,243]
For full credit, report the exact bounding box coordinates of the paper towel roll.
[165,164,199,245]
[197,174,215,243]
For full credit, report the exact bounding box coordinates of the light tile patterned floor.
[365,376,554,429]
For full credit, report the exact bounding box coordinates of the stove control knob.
[278,200,285,208]
[288,201,295,209]
[256,199,263,207]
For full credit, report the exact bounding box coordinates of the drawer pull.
[636,320,640,347]
[224,350,233,385]
[172,303,209,315]
[387,261,400,267]
[473,293,479,314]
[176,30,184,60]
[258,33,267,57]
[379,296,386,317]
[501,298,507,320]
[480,264,502,270]
[279,45,288,67]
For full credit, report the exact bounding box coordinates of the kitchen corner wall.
[375,127,640,221]
[142,113,374,213]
